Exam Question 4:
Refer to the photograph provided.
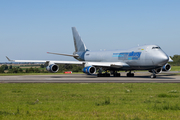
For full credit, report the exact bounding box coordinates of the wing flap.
[47,52,79,57]
[52,61,83,64]
[85,62,129,68]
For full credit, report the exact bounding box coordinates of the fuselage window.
[86,54,89,56]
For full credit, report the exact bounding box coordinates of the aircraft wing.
[6,56,83,64]
[6,56,129,68]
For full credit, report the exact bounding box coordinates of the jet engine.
[46,64,59,73]
[162,63,171,71]
[83,66,96,75]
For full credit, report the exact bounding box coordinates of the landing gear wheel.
[97,74,103,77]
[114,73,121,77]
[97,74,100,77]
[131,73,134,77]
[151,74,156,78]
[127,73,134,77]
[106,73,110,77]
[97,73,110,77]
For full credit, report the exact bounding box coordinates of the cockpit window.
[152,47,161,49]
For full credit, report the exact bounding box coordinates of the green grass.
[171,66,180,71]
[1,83,180,119]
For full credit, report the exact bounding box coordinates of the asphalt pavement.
[0,71,180,83]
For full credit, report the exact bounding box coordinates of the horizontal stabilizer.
[47,52,79,57]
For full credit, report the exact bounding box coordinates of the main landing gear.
[113,71,121,77]
[97,69,120,77]
[97,69,111,77]
[97,73,110,77]
[97,69,136,77]
[127,71,134,77]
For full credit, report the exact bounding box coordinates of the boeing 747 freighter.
[6,27,172,78]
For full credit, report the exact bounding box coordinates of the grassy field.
[0,83,180,119]
[170,66,180,71]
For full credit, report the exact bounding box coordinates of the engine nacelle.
[46,64,59,73]
[83,66,96,75]
[162,63,171,71]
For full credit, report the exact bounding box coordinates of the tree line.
[0,64,83,73]
[169,55,180,66]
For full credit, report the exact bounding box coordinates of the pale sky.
[0,0,180,62]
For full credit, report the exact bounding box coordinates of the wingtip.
[6,56,11,61]
[6,56,14,62]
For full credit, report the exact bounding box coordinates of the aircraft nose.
[161,54,169,63]
[154,52,169,66]
[153,52,169,66]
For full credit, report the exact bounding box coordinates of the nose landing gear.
[151,74,156,78]
[151,70,156,78]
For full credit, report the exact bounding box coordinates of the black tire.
[127,73,134,77]
[106,74,110,77]
[131,73,134,77]
[151,74,156,78]
[114,73,120,77]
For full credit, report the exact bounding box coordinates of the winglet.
[6,56,14,62]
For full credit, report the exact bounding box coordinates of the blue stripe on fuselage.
[112,52,141,60]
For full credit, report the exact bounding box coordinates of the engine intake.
[162,64,171,71]
[83,66,96,75]
[46,64,59,73]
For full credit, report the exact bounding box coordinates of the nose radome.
[158,53,169,65]
[152,52,169,66]
[161,54,169,62]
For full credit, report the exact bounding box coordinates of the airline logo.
[112,51,141,60]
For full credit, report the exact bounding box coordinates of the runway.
[0,72,180,83]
